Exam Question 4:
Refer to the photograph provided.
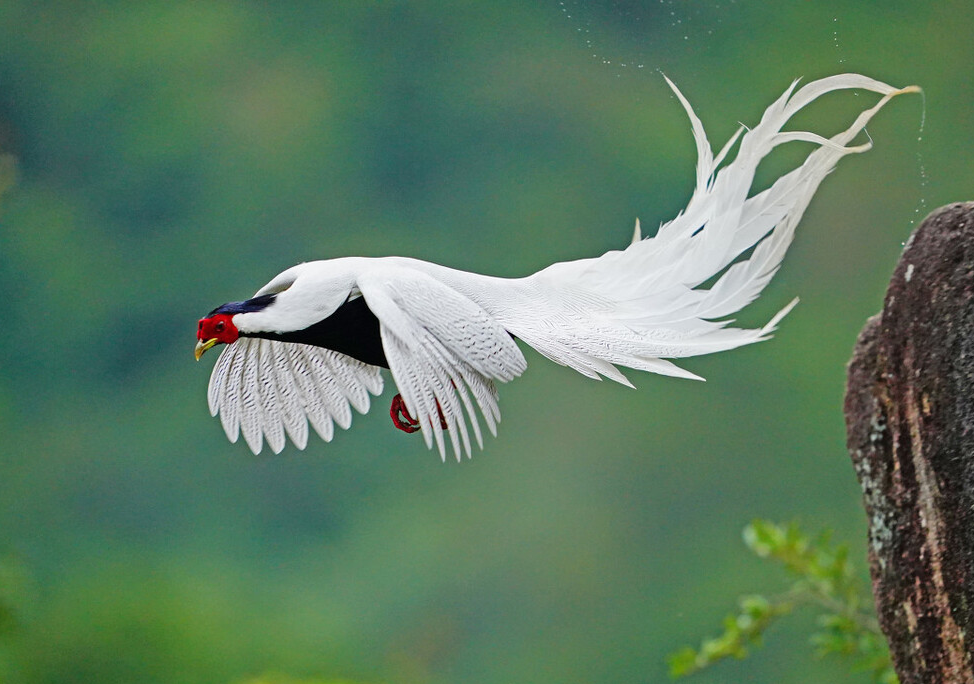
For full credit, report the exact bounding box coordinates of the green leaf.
[668,520,897,683]
[667,647,702,677]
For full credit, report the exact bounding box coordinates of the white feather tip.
[760,298,800,336]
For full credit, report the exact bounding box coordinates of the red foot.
[390,393,448,433]
[390,394,421,433]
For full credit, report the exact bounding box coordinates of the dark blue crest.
[207,293,277,317]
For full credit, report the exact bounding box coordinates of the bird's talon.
[390,393,449,433]
[390,394,421,433]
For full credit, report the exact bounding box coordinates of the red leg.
[389,394,449,433]
[390,394,421,433]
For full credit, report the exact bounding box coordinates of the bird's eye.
[215,321,225,333]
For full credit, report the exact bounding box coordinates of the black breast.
[247,295,388,368]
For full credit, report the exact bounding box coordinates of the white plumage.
[200,73,917,460]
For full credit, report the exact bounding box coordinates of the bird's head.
[195,312,240,360]
[194,294,278,360]
[195,260,362,361]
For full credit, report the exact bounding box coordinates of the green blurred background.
[0,2,968,683]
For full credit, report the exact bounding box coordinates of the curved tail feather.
[500,74,918,384]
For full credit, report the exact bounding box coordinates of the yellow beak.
[195,338,219,361]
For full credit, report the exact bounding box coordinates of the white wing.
[357,267,527,462]
[207,337,383,455]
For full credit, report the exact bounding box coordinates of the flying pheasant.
[196,73,917,460]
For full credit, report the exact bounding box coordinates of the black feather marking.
[245,295,388,368]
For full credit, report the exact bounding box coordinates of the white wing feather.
[207,338,383,454]
[358,267,526,462]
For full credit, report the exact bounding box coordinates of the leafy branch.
[667,520,896,683]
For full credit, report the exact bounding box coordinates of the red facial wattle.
[195,314,239,360]
[197,314,239,344]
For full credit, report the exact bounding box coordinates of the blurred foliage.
[669,521,895,683]
[234,675,370,684]
[0,558,20,638]
[0,1,968,683]
[0,155,14,203]
[0,554,26,684]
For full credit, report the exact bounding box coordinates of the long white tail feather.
[492,74,917,384]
